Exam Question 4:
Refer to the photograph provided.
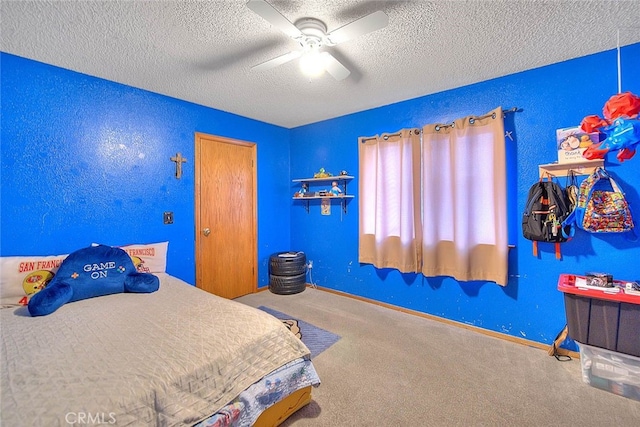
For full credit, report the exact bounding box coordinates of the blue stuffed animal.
[28,244,159,316]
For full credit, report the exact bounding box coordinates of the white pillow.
[0,254,68,307]
[118,241,168,274]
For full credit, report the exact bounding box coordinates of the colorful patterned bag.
[583,187,634,232]
[562,167,634,236]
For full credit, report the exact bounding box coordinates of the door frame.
[194,132,258,295]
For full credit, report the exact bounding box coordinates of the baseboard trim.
[309,284,580,359]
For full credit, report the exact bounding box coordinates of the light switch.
[163,211,174,224]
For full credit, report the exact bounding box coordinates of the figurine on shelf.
[329,181,342,196]
[313,168,332,178]
[294,183,308,197]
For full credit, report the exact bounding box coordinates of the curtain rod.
[360,128,421,143]
[434,107,520,131]
[360,107,520,141]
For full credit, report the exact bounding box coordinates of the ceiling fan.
[246,0,389,80]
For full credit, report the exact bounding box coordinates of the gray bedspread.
[1,273,311,426]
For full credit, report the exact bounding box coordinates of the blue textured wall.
[289,43,640,346]
[2,44,639,347]
[0,53,291,286]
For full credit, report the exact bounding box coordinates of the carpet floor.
[235,287,640,426]
[258,306,340,358]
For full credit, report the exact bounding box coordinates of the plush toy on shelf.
[580,91,640,162]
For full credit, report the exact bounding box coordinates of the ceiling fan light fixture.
[247,0,389,81]
[299,47,325,77]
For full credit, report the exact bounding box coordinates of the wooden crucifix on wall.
[170,152,187,179]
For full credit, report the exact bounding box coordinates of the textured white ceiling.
[1,1,639,128]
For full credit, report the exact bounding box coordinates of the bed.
[1,272,320,426]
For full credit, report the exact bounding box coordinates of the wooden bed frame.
[254,386,313,427]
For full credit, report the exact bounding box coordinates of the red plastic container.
[558,274,640,358]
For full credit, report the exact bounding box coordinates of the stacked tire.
[269,251,307,295]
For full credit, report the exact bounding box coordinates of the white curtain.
[358,129,422,272]
[421,107,508,285]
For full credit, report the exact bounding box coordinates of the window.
[358,129,422,273]
[359,107,508,286]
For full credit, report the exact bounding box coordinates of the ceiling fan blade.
[326,11,389,45]
[251,50,302,72]
[321,52,350,81]
[246,0,302,39]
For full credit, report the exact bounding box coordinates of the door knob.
[203,228,211,236]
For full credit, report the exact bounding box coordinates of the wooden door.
[195,133,257,299]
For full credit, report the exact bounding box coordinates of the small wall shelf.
[292,175,354,213]
[538,160,604,178]
[292,175,354,183]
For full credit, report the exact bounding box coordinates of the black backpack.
[522,173,572,259]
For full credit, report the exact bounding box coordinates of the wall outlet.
[163,211,174,224]
[308,260,313,269]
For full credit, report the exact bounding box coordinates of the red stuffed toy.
[581,92,640,162]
